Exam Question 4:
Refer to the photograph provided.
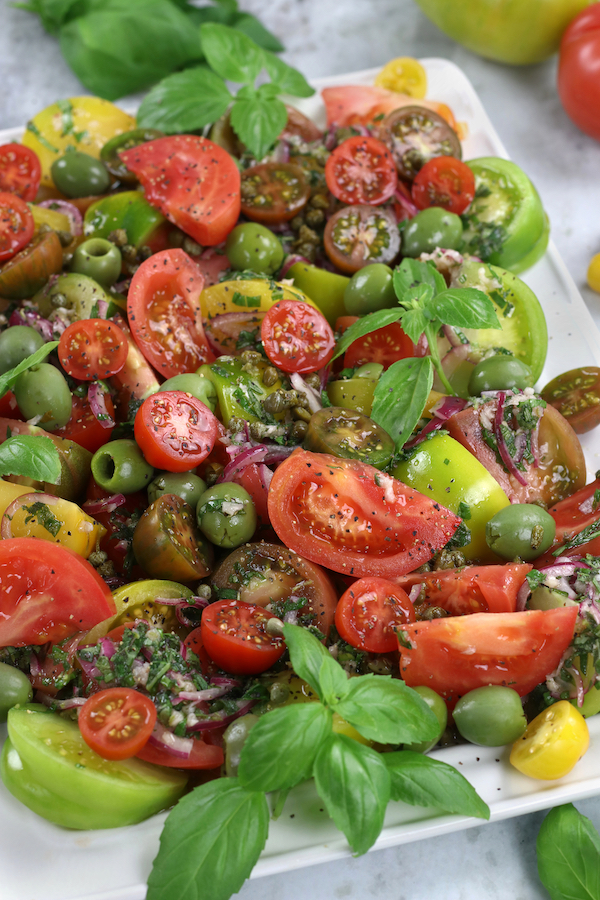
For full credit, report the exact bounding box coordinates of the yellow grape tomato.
[375,57,428,98]
[510,700,590,780]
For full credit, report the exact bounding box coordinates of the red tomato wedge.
[343,321,414,370]
[399,607,578,707]
[79,688,157,760]
[0,191,34,262]
[0,143,41,202]
[201,599,286,675]
[321,85,458,131]
[411,156,475,215]
[335,576,415,653]
[127,249,214,379]
[119,135,241,246]
[267,449,461,578]
[134,390,219,473]
[0,537,116,647]
[393,563,532,616]
[261,299,335,374]
[58,318,128,381]
[325,136,397,206]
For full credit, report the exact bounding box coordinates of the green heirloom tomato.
[148,471,207,508]
[197,357,282,426]
[343,263,397,316]
[225,223,284,275]
[453,686,527,746]
[468,355,534,395]
[2,705,187,829]
[91,439,154,494]
[304,406,395,469]
[36,271,111,321]
[197,483,257,549]
[161,373,217,412]
[0,663,33,722]
[84,190,166,249]
[13,363,72,431]
[412,0,591,65]
[326,376,378,415]
[392,433,510,562]
[51,151,110,198]
[402,207,463,258]
[286,261,350,326]
[485,503,556,561]
[69,237,122,288]
[133,494,214,582]
[84,578,195,645]
[0,326,44,374]
[403,686,447,753]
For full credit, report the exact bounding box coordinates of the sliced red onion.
[82,494,126,515]
[99,637,116,659]
[29,652,42,678]
[1,492,59,540]
[112,279,131,294]
[186,698,256,732]
[147,722,193,759]
[493,392,528,487]
[210,676,242,688]
[259,463,273,491]
[77,657,103,680]
[414,333,429,358]
[53,696,88,710]
[9,307,55,342]
[516,580,530,612]
[88,382,115,429]
[324,124,338,151]
[174,686,230,704]
[290,372,322,413]
[394,183,419,220]
[279,253,311,279]
[96,299,109,319]
[219,444,269,481]
[404,417,446,450]
[38,199,83,235]
[442,324,464,349]
[430,395,468,421]
[408,583,423,604]
[204,311,267,356]
[270,139,291,163]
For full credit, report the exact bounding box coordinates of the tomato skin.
[58,318,128,381]
[335,576,415,653]
[261,300,335,374]
[134,391,218,473]
[268,449,461,579]
[55,393,115,453]
[201,599,286,675]
[78,688,157,761]
[127,249,214,379]
[135,733,224,770]
[399,607,579,708]
[533,475,600,567]
[393,563,532,616]
[0,144,41,202]
[541,366,600,434]
[411,156,475,214]
[0,192,34,263]
[240,162,310,225]
[0,537,116,647]
[323,204,400,274]
[119,135,241,246]
[325,136,397,206]
[558,5,600,141]
[343,321,413,370]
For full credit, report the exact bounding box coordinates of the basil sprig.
[537,804,600,900]
[147,625,489,900]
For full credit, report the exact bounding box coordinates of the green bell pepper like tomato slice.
[326,377,377,415]
[2,705,187,829]
[198,357,283,426]
[286,262,349,326]
[392,433,510,563]
[461,158,546,273]
[84,190,166,249]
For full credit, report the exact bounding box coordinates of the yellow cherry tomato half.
[510,700,589,780]
[587,253,600,293]
[374,57,428,98]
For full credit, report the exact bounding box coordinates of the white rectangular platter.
[2,57,600,900]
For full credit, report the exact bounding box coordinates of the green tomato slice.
[3,705,187,829]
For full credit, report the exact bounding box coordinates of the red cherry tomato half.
[393,563,532,616]
[335,576,415,653]
[0,191,34,262]
[558,4,600,141]
[78,687,157,760]
[119,135,241,246]
[200,599,286,675]
[134,390,219,473]
[411,156,476,215]
[325,136,398,206]
[261,299,335,374]
[58,318,128,381]
[0,143,41,202]
[343,321,414,370]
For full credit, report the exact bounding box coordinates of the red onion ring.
[88,382,115,429]
[146,722,193,759]
[493,392,528,487]
[279,254,311,278]
[38,199,83,235]
[82,494,126,515]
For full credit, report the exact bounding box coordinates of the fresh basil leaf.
[230,94,288,161]
[283,623,348,704]
[313,733,391,856]
[537,804,600,900]
[184,4,233,26]
[16,0,86,34]
[232,13,284,52]
[200,22,264,84]
[332,308,405,361]
[397,306,429,344]
[263,50,315,98]
[334,675,439,745]
[370,357,433,450]
[237,702,332,792]
[146,778,269,900]
[0,435,61,483]
[137,67,232,133]
[318,653,350,706]
[384,751,490,820]
[399,282,435,313]
[59,0,204,100]
[0,341,59,400]
[431,288,500,330]
[210,0,238,12]
[393,258,445,298]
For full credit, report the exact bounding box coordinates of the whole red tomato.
[558,3,600,140]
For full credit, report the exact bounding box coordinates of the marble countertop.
[2,2,600,899]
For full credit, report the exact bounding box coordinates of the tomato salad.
[0,59,597,842]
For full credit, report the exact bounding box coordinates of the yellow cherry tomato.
[587,253,600,293]
[510,700,590,780]
[22,97,136,189]
[28,204,70,235]
[374,57,428,98]
[2,492,105,558]
[84,579,195,645]
[200,278,317,319]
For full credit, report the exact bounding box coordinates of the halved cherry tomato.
[131,493,213,582]
[343,321,414,369]
[380,105,462,180]
[325,136,397,206]
[119,135,241,246]
[58,318,128,381]
[201,599,286,675]
[267,449,461,578]
[136,732,224,769]
[324,204,401,274]
[399,607,579,708]
[134,390,218,473]
[55,392,115,453]
[0,537,115,647]
[509,700,589,780]
[240,162,310,225]
[0,192,34,262]
[78,688,157,760]
[393,563,532,616]
[261,299,335,374]
[411,156,476,215]
[127,249,214,379]
[335,576,415,653]
[541,366,600,434]
[0,144,41,202]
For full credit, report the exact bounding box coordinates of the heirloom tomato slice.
[393,563,532,616]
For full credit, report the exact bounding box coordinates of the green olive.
[51,151,111,198]
[148,472,207,509]
[0,326,45,374]
[161,373,217,412]
[453,685,527,746]
[402,207,463,258]
[485,503,556,561]
[0,662,33,722]
[35,272,111,321]
[469,355,534,396]
[69,238,122,288]
[13,363,73,430]
[403,686,447,753]
[343,263,396,316]
[225,223,285,275]
[91,439,154,494]
[197,483,257,548]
